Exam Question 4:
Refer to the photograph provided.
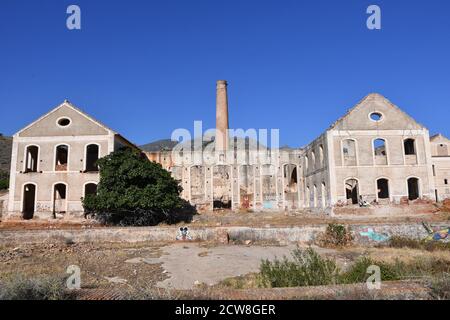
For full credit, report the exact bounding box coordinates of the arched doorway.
[53,183,67,217]
[213,165,231,209]
[22,184,36,220]
[407,178,420,200]
[345,179,359,205]
[377,178,390,200]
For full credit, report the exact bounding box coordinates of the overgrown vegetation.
[258,247,340,288]
[240,247,450,290]
[339,256,401,284]
[0,170,8,190]
[317,223,354,247]
[387,236,450,251]
[429,276,450,300]
[83,148,195,226]
[0,276,73,300]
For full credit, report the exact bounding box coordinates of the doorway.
[407,178,419,200]
[22,184,36,220]
[345,179,359,205]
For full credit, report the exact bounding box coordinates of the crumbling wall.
[213,165,231,209]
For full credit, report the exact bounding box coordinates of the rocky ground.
[0,241,167,290]
[0,239,448,299]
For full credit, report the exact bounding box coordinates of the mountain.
[0,135,12,174]
[140,139,178,152]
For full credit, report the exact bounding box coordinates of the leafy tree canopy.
[83,148,187,225]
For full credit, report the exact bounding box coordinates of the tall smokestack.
[216,80,229,153]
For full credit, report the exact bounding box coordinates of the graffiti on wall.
[176,227,192,241]
[359,228,389,242]
[422,222,449,242]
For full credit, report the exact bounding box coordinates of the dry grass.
[0,241,167,290]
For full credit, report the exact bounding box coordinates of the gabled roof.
[328,93,426,131]
[430,133,450,143]
[14,100,116,137]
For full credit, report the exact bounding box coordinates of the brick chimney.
[216,80,229,153]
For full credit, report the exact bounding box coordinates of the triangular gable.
[430,133,450,143]
[328,93,426,131]
[16,100,116,137]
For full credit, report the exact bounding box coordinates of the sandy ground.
[139,243,297,290]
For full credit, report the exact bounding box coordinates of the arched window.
[311,151,316,169]
[313,185,317,207]
[319,145,324,166]
[84,183,97,197]
[25,146,39,173]
[85,144,99,172]
[374,139,387,156]
[374,139,387,165]
[305,155,309,171]
[342,139,357,166]
[404,139,416,155]
[55,145,69,171]
[321,182,327,207]
[306,186,310,207]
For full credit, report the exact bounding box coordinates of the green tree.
[0,170,9,190]
[83,148,186,226]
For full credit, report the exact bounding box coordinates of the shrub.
[317,223,354,247]
[258,247,340,288]
[388,236,450,251]
[339,256,400,284]
[340,255,450,285]
[83,148,191,226]
[429,276,450,300]
[0,276,73,300]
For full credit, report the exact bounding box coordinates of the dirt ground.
[1,209,448,231]
[1,239,448,296]
[0,241,168,290]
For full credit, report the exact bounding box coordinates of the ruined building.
[4,81,450,219]
[6,101,135,219]
[146,81,450,212]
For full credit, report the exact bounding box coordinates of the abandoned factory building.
[4,80,450,219]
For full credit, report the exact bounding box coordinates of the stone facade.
[6,82,450,219]
[7,101,135,219]
[147,85,450,212]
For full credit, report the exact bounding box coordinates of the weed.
[258,247,340,288]
[0,275,73,300]
[317,224,353,247]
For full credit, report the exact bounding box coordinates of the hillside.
[0,135,12,174]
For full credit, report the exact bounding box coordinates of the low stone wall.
[0,222,447,245]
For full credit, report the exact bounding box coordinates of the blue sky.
[0,0,449,147]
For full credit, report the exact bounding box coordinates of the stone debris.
[215,229,230,244]
[104,276,128,284]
